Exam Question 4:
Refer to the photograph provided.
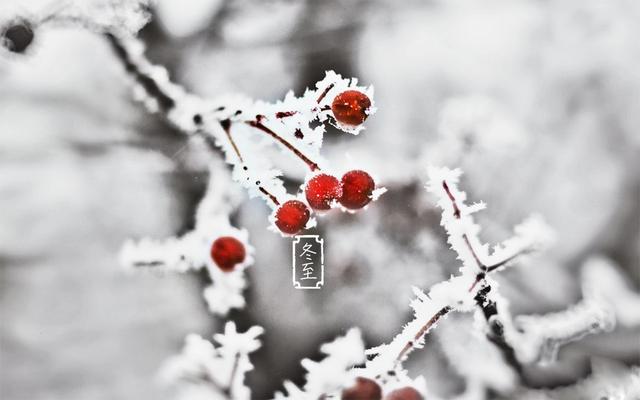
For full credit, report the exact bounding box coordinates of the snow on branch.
[273,328,366,400]
[358,168,636,398]
[511,255,640,365]
[104,31,381,235]
[425,167,554,277]
[1,0,152,50]
[160,322,264,400]
[515,294,615,365]
[363,167,554,380]
[120,161,253,315]
[0,1,384,316]
[3,4,383,237]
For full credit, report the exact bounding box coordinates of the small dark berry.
[2,20,34,53]
[210,236,246,272]
[339,170,375,209]
[342,377,382,400]
[275,200,310,234]
[331,90,371,126]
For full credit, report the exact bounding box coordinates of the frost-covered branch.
[3,2,384,239]
[357,167,638,400]
[273,328,366,400]
[1,0,152,54]
[4,2,388,318]
[104,31,383,235]
[120,160,253,316]
[510,256,635,365]
[160,322,263,400]
[363,167,554,380]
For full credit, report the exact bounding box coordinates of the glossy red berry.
[275,200,310,234]
[342,377,382,400]
[339,170,375,209]
[331,90,371,126]
[384,387,423,400]
[210,236,246,272]
[305,174,342,210]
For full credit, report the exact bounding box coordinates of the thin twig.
[246,119,320,171]
[220,119,244,163]
[442,179,531,290]
[394,306,452,364]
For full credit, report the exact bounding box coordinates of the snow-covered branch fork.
[54,154,640,399]
[387,170,546,371]
[215,167,631,400]
[360,167,556,380]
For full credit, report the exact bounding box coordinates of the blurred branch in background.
[1,0,639,399]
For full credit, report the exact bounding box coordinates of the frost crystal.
[102,32,382,235]
[160,322,264,400]
[273,328,366,399]
[120,161,253,316]
[105,33,377,211]
[362,166,555,395]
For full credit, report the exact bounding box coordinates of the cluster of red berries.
[272,89,375,235]
[210,90,375,255]
[210,236,246,272]
[273,170,376,235]
[342,377,423,400]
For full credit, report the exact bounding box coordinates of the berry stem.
[246,119,320,171]
[441,181,461,219]
[220,119,244,163]
[316,83,335,104]
[217,119,281,207]
[258,186,280,206]
[275,111,297,118]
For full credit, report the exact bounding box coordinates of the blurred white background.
[1,0,638,399]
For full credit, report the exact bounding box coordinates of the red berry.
[305,174,342,210]
[339,170,375,209]
[275,200,310,234]
[384,387,423,400]
[331,90,371,126]
[210,236,246,272]
[342,377,382,400]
